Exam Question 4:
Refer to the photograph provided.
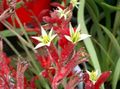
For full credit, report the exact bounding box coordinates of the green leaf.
[112,58,120,89]
[0,29,22,37]
[85,1,107,50]
[0,29,36,37]
[92,38,114,70]
[77,0,102,74]
[101,2,120,11]
[99,24,120,56]
[86,0,100,18]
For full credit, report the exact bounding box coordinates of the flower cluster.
[31,1,110,89]
[0,0,111,89]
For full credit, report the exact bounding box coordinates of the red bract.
[36,53,51,69]
[41,67,56,82]
[83,71,111,89]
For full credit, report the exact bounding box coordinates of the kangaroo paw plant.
[0,0,111,89]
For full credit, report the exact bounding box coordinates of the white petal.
[49,28,53,37]
[95,70,99,76]
[46,42,51,46]
[86,70,91,75]
[69,23,74,36]
[51,34,57,41]
[31,36,43,41]
[76,24,81,32]
[34,43,45,49]
[64,15,67,20]
[57,7,63,12]
[64,35,72,42]
[41,26,47,36]
[79,34,91,41]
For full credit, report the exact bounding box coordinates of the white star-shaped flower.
[32,27,57,49]
[70,0,80,9]
[64,23,91,44]
[87,70,99,84]
[56,7,70,20]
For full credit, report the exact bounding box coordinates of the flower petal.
[94,71,111,89]
[34,43,45,49]
[41,26,47,36]
[49,28,53,37]
[76,24,81,32]
[79,34,91,41]
[46,42,51,47]
[69,23,74,36]
[31,36,43,42]
[51,34,57,41]
[57,7,63,12]
[64,35,72,42]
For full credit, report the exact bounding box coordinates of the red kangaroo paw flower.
[94,71,111,89]
[16,61,28,89]
[52,49,87,89]
[60,41,74,63]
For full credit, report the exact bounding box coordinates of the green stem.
[0,34,21,57]
[1,20,36,52]
[1,20,40,73]
[14,13,34,47]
